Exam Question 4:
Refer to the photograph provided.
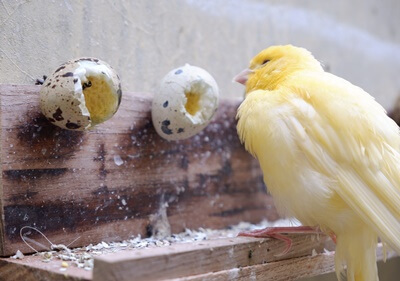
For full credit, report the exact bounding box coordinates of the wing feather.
[287,73,400,251]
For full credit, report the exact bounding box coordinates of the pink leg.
[238,226,322,256]
[329,233,337,244]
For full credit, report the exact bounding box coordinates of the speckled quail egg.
[40,58,122,130]
[152,64,219,141]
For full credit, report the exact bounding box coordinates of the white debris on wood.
[113,155,124,166]
[32,218,299,271]
[148,202,171,239]
[11,250,24,259]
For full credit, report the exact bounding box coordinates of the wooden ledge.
[168,242,396,281]
[92,234,330,281]
[0,234,396,281]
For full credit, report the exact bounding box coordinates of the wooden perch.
[0,234,396,281]
[0,234,329,281]
[0,254,91,281]
[0,84,277,256]
[166,242,396,281]
[92,234,329,281]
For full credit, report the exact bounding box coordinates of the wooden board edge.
[0,256,91,281]
[167,252,336,281]
[0,239,396,281]
[166,243,397,281]
[92,234,329,281]
[0,86,5,256]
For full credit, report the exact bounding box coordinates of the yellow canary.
[235,45,400,281]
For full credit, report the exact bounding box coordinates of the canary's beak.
[233,69,253,85]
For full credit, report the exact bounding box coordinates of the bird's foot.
[35,75,47,85]
[329,233,337,244]
[238,226,321,256]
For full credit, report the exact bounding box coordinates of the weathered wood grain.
[167,243,397,281]
[168,253,336,281]
[0,84,277,256]
[0,237,396,281]
[0,255,91,281]
[92,234,329,281]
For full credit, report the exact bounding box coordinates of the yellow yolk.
[83,75,118,125]
[184,91,201,116]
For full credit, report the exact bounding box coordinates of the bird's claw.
[238,227,293,256]
[238,226,322,257]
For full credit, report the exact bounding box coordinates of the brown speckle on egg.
[161,120,173,135]
[66,122,81,130]
[62,72,74,77]
[52,108,64,121]
[54,65,66,73]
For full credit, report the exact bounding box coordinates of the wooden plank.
[169,253,336,281]
[0,236,396,281]
[168,244,396,281]
[92,234,329,281]
[0,255,91,281]
[0,84,277,256]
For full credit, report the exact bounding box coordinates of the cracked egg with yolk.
[40,58,122,130]
[152,64,219,141]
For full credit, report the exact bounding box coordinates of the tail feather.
[335,226,379,281]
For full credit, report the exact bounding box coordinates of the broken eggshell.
[40,58,122,130]
[152,64,219,141]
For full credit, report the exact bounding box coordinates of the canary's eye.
[262,59,270,65]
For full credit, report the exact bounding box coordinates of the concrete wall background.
[1,0,400,110]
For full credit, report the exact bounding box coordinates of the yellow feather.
[237,45,400,281]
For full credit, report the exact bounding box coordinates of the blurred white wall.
[1,0,400,109]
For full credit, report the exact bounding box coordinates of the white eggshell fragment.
[40,58,122,130]
[152,64,219,141]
